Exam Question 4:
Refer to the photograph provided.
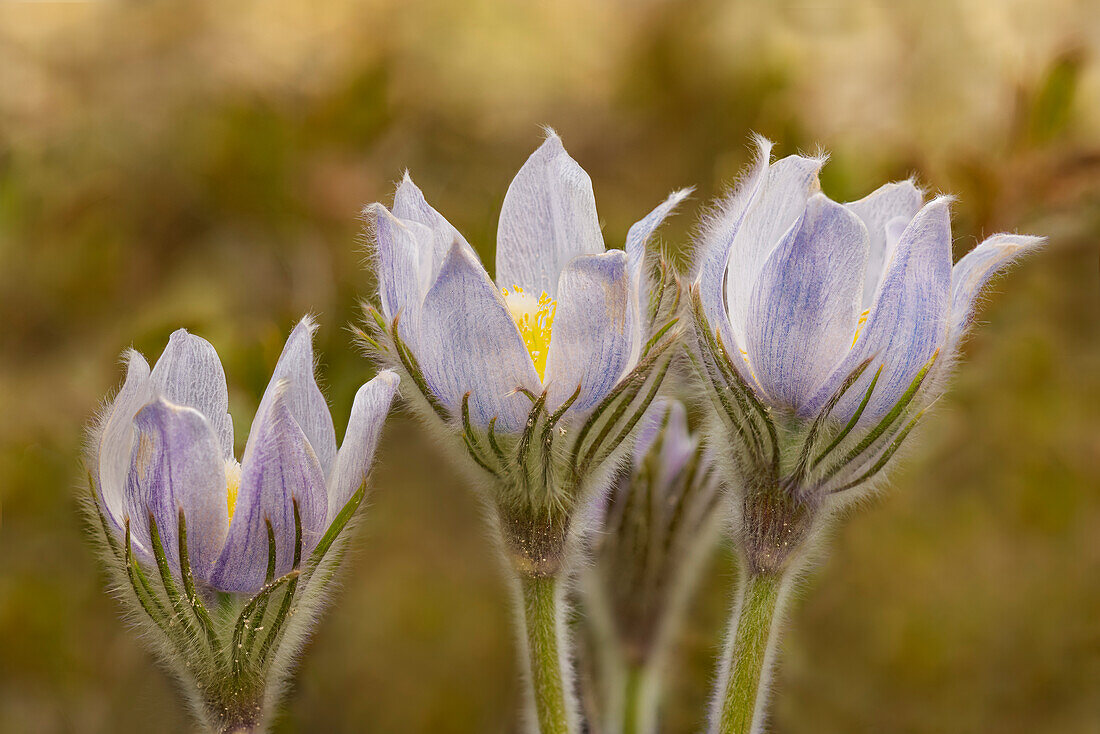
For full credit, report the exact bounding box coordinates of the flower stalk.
[519,573,576,734]
[686,138,1042,731]
[712,570,785,734]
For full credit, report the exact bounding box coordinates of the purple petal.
[260,317,337,478]
[209,384,327,593]
[654,400,697,492]
[948,233,1045,347]
[626,188,692,312]
[845,181,924,307]
[745,194,869,411]
[368,204,435,348]
[496,131,604,297]
[543,250,635,416]
[393,172,471,279]
[150,330,234,459]
[695,136,773,378]
[326,370,399,526]
[97,350,152,533]
[632,400,699,507]
[125,399,228,577]
[625,188,692,359]
[632,398,669,469]
[809,197,954,422]
[418,241,541,432]
[724,152,827,353]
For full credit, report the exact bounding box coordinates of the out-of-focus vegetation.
[0,1,1097,732]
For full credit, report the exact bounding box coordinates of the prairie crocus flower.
[361,131,687,734]
[689,138,1044,734]
[585,399,721,734]
[85,318,398,734]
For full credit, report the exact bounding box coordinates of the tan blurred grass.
[0,1,1097,732]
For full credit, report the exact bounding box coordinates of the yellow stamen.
[502,285,556,381]
[225,460,241,522]
[739,347,759,382]
[852,308,871,347]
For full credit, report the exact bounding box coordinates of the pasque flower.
[693,136,1045,503]
[586,399,720,734]
[86,318,398,734]
[366,131,686,432]
[690,138,1044,734]
[360,131,687,734]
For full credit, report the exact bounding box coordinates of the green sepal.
[232,569,301,682]
[243,519,279,651]
[177,509,224,666]
[147,510,206,660]
[390,312,449,422]
[258,498,303,666]
[811,362,881,470]
[308,480,367,571]
[818,349,939,485]
[124,518,174,638]
[830,409,926,494]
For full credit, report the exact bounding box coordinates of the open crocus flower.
[362,131,688,548]
[365,131,688,434]
[588,399,720,734]
[692,137,1044,501]
[361,132,687,734]
[87,318,397,733]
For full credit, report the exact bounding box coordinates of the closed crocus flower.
[693,137,1044,500]
[588,399,720,734]
[690,138,1044,734]
[87,318,397,734]
[361,131,686,734]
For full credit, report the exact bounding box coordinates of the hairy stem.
[711,570,787,734]
[621,661,658,734]
[518,574,576,734]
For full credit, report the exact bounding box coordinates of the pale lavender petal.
[98,350,152,532]
[496,132,604,297]
[745,194,869,411]
[845,181,924,307]
[326,370,399,526]
[418,241,541,432]
[624,187,690,292]
[632,399,698,499]
[209,384,327,592]
[368,204,435,348]
[625,188,692,362]
[695,136,772,376]
[543,251,635,416]
[724,152,826,352]
[150,330,234,459]
[948,233,1045,346]
[393,172,471,279]
[809,197,955,422]
[632,398,669,470]
[125,399,228,577]
[655,400,697,491]
[260,317,337,478]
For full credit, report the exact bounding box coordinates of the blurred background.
[1,0,1098,731]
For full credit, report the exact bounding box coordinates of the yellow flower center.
[225,460,241,522]
[851,308,871,347]
[502,285,556,381]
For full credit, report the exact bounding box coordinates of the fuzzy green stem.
[712,570,786,734]
[621,661,658,734]
[519,574,575,734]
